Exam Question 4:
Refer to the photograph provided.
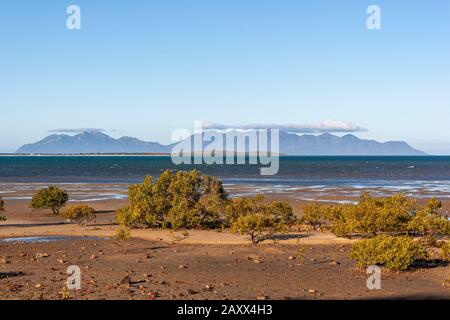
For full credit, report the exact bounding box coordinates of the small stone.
[35,283,43,289]
[308,289,317,294]
[188,289,199,295]
[257,295,268,300]
[253,259,262,264]
[143,273,151,278]
[178,264,187,269]
[90,255,97,260]
[57,259,65,264]
[288,256,295,260]
[148,292,158,300]
[329,260,340,266]
[36,253,49,258]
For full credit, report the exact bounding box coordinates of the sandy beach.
[1,186,450,300]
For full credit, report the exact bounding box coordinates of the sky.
[0,0,449,154]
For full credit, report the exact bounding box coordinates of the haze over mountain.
[15,131,426,155]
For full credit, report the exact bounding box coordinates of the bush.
[0,196,5,221]
[61,205,96,225]
[31,186,69,215]
[350,235,429,271]
[318,194,450,238]
[300,202,326,230]
[231,213,284,245]
[113,226,131,253]
[228,196,292,244]
[117,170,229,229]
[441,242,450,262]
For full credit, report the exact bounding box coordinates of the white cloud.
[48,128,106,134]
[202,120,367,133]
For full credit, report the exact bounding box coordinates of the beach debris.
[119,275,131,285]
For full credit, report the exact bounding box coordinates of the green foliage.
[0,196,5,221]
[117,170,229,229]
[407,198,450,236]
[310,194,449,238]
[113,226,131,253]
[441,242,450,262]
[31,186,69,215]
[61,205,96,225]
[300,202,325,230]
[229,196,292,244]
[350,235,429,271]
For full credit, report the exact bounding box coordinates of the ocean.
[1,156,450,202]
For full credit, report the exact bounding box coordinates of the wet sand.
[1,186,450,300]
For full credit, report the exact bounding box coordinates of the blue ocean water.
[1,156,450,202]
[0,156,449,183]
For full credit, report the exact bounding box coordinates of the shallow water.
[0,236,107,243]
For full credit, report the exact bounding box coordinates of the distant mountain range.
[15,131,426,155]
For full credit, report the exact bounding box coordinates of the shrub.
[0,196,5,221]
[350,235,429,271]
[113,226,131,253]
[407,198,450,236]
[229,195,292,244]
[231,213,284,245]
[321,194,449,238]
[31,186,69,215]
[441,242,450,262]
[300,202,326,230]
[116,170,229,229]
[61,205,96,225]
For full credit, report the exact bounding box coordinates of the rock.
[288,256,295,260]
[56,259,65,264]
[253,259,262,264]
[35,283,43,289]
[178,264,187,269]
[188,289,199,295]
[147,292,158,300]
[329,260,340,266]
[90,254,97,260]
[257,295,268,300]
[119,275,131,285]
[143,273,151,278]
[36,253,49,258]
[308,289,317,294]
[205,284,214,291]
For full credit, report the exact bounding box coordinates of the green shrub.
[228,195,292,244]
[322,194,449,238]
[113,226,131,253]
[61,205,96,225]
[300,202,326,230]
[116,170,229,229]
[350,235,429,271]
[231,213,284,245]
[31,186,69,215]
[441,242,450,262]
[0,196,5,221]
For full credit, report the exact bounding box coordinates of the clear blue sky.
[0,0,449,153]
